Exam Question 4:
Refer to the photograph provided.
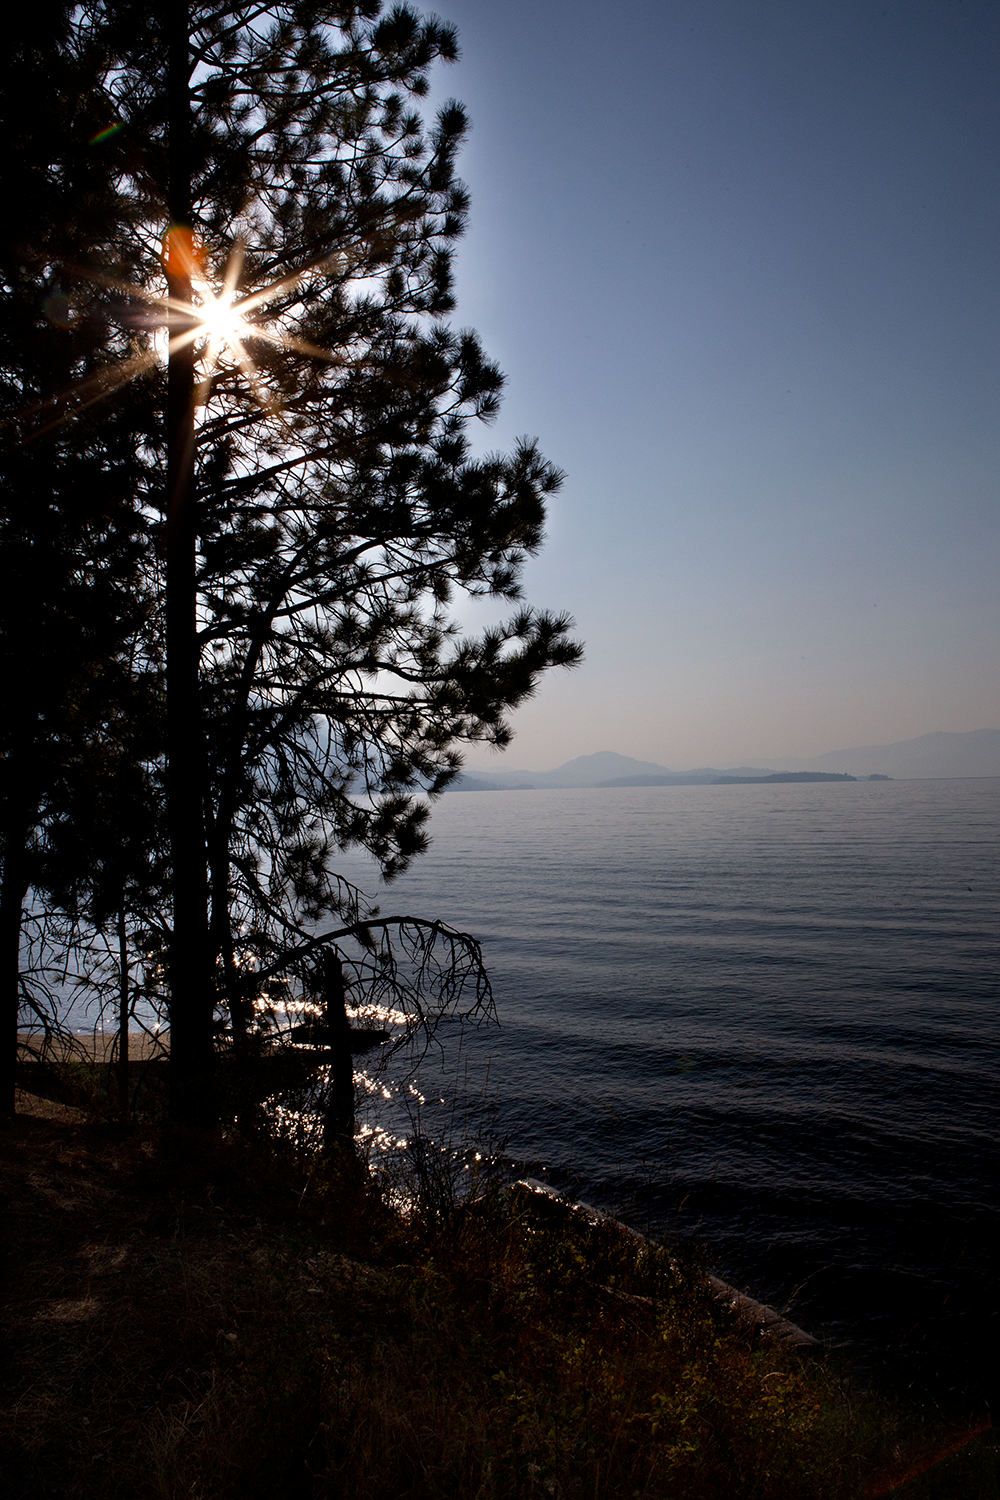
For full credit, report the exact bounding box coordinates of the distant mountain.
[453,751,675,790]
[532,752,680,786]
[455,729,1000,791]
[762,728,1000,780]
[456,752,777,790]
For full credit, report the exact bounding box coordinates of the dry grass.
[2,1090,996,1499]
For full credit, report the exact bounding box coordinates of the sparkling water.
[337,777,1000,1404]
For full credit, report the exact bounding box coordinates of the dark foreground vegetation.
[3,1071,996,1500]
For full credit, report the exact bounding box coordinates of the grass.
[3,1074,996,1498]
[134,1168,996,1500]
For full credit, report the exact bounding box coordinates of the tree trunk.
[164,1,213,1128]
[321,953,357,1159]
[0,811,29,1117]
[116,902,130,1127]
[1,607,39,1117]
[208,829,249,1053]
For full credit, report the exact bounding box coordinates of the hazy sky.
[425,0,999,771]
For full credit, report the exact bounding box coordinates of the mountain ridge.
[456,728,1000,789]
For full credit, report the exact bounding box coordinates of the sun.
[158,229,351,414]
[21,229,350,441]
[197,290,251,350]
[161,228,266,399]
[163,227,338,365]
[188,277,264,408]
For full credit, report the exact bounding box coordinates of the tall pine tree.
[5,2,582,1126]
[0,2,162,1113]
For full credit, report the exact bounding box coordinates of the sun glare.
[23,229,353,441]
[197,291,250,348]
[158,231,348,413]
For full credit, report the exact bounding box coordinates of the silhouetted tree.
[0,2,162,1113]
[6,2,582,1126]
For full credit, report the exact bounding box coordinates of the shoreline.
[518,1177,819,1350]
[14,1037,818,1351]
[16,1030,168,1062]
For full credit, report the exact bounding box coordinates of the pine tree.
[0,2,163,1112]
[6,2,582,1127]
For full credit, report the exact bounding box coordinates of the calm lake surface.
[338,777,999,1406]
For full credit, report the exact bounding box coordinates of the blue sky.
[425,0,999,770]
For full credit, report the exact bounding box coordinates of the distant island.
[450,777,535,792]
[711,772,856,785]
[447,754,881,792]
[597,773,756,788]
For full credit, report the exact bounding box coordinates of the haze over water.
[339,777,1000,1406]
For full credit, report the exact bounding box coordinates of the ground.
[3,1095,996,1500]
[0,1097,325,1497]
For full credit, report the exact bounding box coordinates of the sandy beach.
[16,1030,169,1062]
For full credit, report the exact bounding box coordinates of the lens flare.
[197,291,249,347]
[19,232,355,441]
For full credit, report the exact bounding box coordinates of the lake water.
[337,777,999,1409]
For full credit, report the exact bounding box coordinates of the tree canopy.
[2,2,582,1126]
